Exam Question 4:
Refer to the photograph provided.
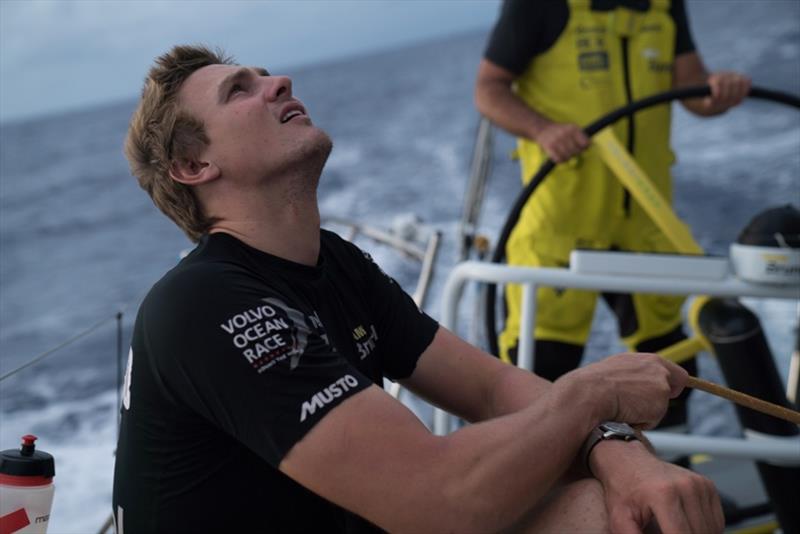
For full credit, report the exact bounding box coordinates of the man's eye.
[229,84,245,97]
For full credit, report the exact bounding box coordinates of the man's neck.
[206,176,322,266]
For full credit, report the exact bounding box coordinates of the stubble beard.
[300,127,333,187]
[283,126,333,205]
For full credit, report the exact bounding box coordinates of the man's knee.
[555,479,609,531]
[511,478,609,533]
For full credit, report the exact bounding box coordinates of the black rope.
[0,314,119,382]
[484,85,800,357]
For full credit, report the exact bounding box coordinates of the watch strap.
[579,422,639,477]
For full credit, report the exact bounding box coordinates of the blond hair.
[125,45,234,242]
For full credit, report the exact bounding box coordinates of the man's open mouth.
[280,105,306,123]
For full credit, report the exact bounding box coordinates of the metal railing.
[435,255,800,466]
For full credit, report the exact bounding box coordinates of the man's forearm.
[673,51,719,116]
[437,375,607,531]
[475,77,552,141]
[484,357,555,418]
[484,362,659,482]
[397,329,685,530]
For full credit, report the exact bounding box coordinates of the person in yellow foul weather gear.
[475,0,751,463]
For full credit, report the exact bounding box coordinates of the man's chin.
[310,128,333,163]
[292,127,332,178]
[314,128,333,161]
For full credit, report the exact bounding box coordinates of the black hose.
[724,501,774,526]
[484,85,800,357]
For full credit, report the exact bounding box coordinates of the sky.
[0,0,501,123]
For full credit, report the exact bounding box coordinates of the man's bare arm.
[400,327,668,477]
[281,378,600,531]
[402,328,723,533]
[475,59,589,163]
[474,59,550,142]
[401,328,681,427]
[280,328,684,532]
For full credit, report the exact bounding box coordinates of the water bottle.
[0,435,55,534]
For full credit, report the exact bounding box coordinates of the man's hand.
[699,71,751,114]
[557,353,689,429]
[533,120,591,163]
[592,441,724,533]
[674,52,752,117]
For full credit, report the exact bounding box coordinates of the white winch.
[729,204,800,285]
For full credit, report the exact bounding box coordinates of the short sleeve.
[671,0,697,56]
[140,265,372,466]
[484,0,568,75]
[354,248,439,380]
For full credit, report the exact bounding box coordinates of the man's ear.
[169,157,220,186]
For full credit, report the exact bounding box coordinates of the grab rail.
[435,257,799,465]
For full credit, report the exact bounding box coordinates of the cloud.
[0,0,500,122]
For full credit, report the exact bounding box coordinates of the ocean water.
[1,2,799,532]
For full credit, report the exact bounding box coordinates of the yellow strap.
[592,132,713,365]
[657,336,708,364]
[651,0,671,11]
[654,297,713,365]
[567,0,591,10]
[656,295,713,362]
[593,128,704,255]
[612,7,641,37]
[730,520,779,534]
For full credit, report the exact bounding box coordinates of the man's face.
[178,63,330,184]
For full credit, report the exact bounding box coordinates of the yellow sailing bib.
[512,0,676,252]
[501,0,686,355]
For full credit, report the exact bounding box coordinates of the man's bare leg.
[506,478,609,534]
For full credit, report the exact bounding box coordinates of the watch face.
[600,422,637,438]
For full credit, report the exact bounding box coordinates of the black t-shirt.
[112,230,439,533]
[485,0,696,75]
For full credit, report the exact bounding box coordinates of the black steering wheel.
[484,85,800,357]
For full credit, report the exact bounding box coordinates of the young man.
[113,45,723,533]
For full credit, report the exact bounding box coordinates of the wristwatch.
[580,422,640,476]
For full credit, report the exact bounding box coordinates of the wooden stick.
[686,376,800,425]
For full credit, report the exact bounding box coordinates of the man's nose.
[263,76,292,102]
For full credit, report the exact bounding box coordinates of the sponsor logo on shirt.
[643,47,671,72]
[219,297,329,373]
[353,324,379,360]
[300,374,360,422]
[578,51,609,71]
